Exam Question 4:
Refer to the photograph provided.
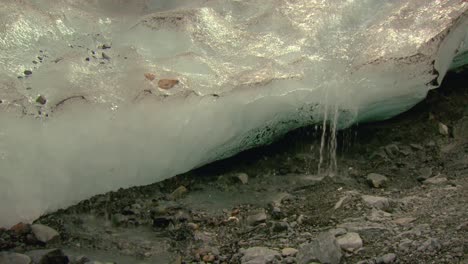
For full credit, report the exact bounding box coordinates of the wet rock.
[144,73,156,81]
[367,173,388,188]
[158,79,179,90]
[336,232,363,252]
[438,122,449,136]
[297,232,342,264]
[240,247,280,264]
[362,195,390,211]
[169,186,187,200]
[25,248,68,264]
[36,95,47,105]
[31,224,59,243]
[0,252,31,264]
[24,70,33,76]
[247,209,267,226]
[376,253,396,263]
[281,248,298,257]
[236,173,249,184]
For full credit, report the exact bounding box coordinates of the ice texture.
[0,0,467,227]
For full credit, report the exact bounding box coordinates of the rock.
[10,222,30,234]
[297,232,342,264]
[0,252,31,264]
[31,224,59,243]
[367,173,388,188]
[246,209,267,226]
[36,95,47,105]
[158,79,179,90]
[169,186,188,200]
[144,73,156,81]
[392,217,416,226]
[25,249,68,264]
[187,222,199,230]
[417,238,441,252]
[271,222,288,233]
[202,254,215,263]
[281,248,298,257]
[101,52,111,60]
[453,117,468,140]
[329,228,347,237]
[362,195,390,211]
[417,167,432,181]
[410,143,424,150]
[438,122,449,136]
[336,232,363,252]
[384,144,399,158]
[236,173,249,184]
[424,176,448,185]
[240,247,280,264]
[376,253,397,263]
[24,70,33,76]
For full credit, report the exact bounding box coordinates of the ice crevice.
[0,0,467,227]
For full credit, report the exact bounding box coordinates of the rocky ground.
[1,70,467,264]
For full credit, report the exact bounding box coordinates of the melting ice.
[0,0,467,226]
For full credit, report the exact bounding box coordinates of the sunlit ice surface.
[0,0,467,227]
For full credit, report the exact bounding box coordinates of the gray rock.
[336,232,363,252]
[438,122,449,136]
[31,224,60,243]
[297,232,342,264]
[0,252,31,264]
[362,195,390,211]
[241,247,280,264]
[376,253,397,263]
[417,167,433,181]
[367,173,388,188]
[281,248,298,257]
[247,209,267,226]
[25,249,68,264]
[236,173,249,184]
[424,176,448,185]
[417,238,441,252]
[453,116,468,140]
[169,186,188,200]
[384,144,400,158]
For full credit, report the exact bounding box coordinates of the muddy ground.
[1,70,467,264]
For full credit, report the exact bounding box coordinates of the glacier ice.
[0,0,467,227]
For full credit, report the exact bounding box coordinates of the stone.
[236,173,249,184]
[417,168,432,181]
[362,195,390,211]
[144,73,156,81]
[31,224,59,243]
[417,238,441,252]
[240,247,280,264]
[296,232,342,264]
[202,254,215,263]
[410,143,424,150]
[0,252,31,264]
[271,222,288,233]
[424,176,448,185]
[24,70,33,76]
[158,79,179,89]
[377,253,397,263]
[392,217,416,226]
[101,52,111,60]
[384,144,400,158]
[10,222,30,234]
[336,232,363,252]
[281,248,298,257]
[367,173,388,188]
[329,228,347,237]
[36,95,47,105]
[438,122,449,136]
[246,209,267,226]
[169,186,188,200]
[453,117,468,140]
[25,249,68,264]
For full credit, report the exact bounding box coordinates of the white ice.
[0,0,467,227]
